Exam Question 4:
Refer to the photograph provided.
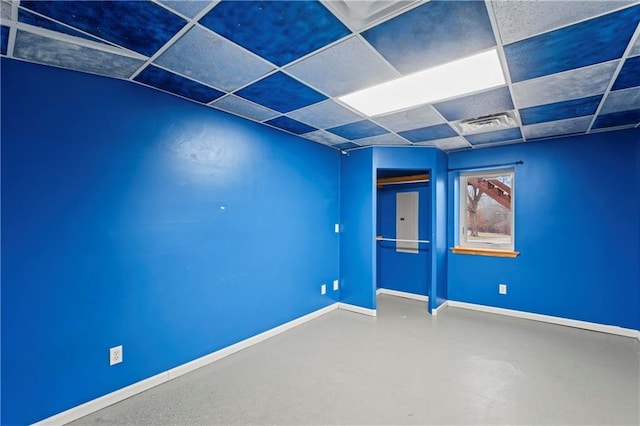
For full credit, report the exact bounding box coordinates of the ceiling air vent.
[454,112,518,135]
[323,1,418,30]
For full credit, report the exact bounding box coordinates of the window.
[459,169,514,251]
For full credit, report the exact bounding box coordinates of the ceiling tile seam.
[127,24,194,81]
[205,37,355,104]
[128,1,229,81]
[150,0,218,22]
[485,0,526,143]
[353,32,402,77]
[6,13,16,56]
[159,0,221,28]
[470,138,524,150]
[207,94,279,121]
[131,78,222,107]
[291,2,425,80]
[208,104,261,124]
[11,21,147,59]
[628,22,640,56]
[280,100,411,142]
[501,1,640,47]
[277,32,355,71]
[146,61,228,94]
[280,109,359,129]
[590,123,638,133]
[14,5,126,51]
[9,0,16,20]
[586,22,640,132]
[211,68,281,102]
[206,93,282,119]
[258,117,324,141]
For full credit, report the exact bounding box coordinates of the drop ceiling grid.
[1,0,639,151]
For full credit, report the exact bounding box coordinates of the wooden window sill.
[450,246,520,258]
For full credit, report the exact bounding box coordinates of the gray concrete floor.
[72,295,640,425]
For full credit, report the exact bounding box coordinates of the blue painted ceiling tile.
[287,100,362,129]
[600,87,640,114]
[211,95,279,122]
[523,116,592,140]
[1,25,8,55]
[504,5,640,82]
[363,0,496,74]
[265,116,317,135]
[492,1,634,45]
[398,123,457,143]
[13,30,145,79]
[430,136,471,151]
[326,120,388,140]
[355,133,411,146]
[1,1,10,20]
[612,56,640,90]
[155,25,274,92]
[519,95,602,125]
[20,1,187,57]
[235,72,327,114]
[512,61,618,109]
[466,128,523,145]
[284,36,399,97]
[134,65,224,104]
[303,130,348,146]
[373,104,445,132]
[592,108,640,129]
[333,142,360,150]
[433,87,514,121]
[18,9,106,43]
[199,1,350,67]
[159,0,210,18]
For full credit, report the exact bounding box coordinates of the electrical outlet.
[334,223,340,233]
[110,345,123,366]
[321,284,326,295]
[499,284,507,295]
[333,279,339,291]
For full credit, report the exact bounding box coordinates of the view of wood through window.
[461,170,513,249]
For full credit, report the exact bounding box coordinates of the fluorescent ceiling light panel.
[339,49,506,116]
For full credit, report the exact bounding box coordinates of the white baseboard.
[431,300,449,316]
[376,288,428,302]
[32,303,340,425]
[447,300,639,339]
[33,372,168,426]
[338,302,377,317]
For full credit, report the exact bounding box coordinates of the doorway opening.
[376,169,431,306]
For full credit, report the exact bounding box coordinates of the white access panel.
[396,191,419,253]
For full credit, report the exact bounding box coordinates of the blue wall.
[447,130,640,330]
[377,182,431,296]
[339,149,376,309]
[0,59,340,425]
